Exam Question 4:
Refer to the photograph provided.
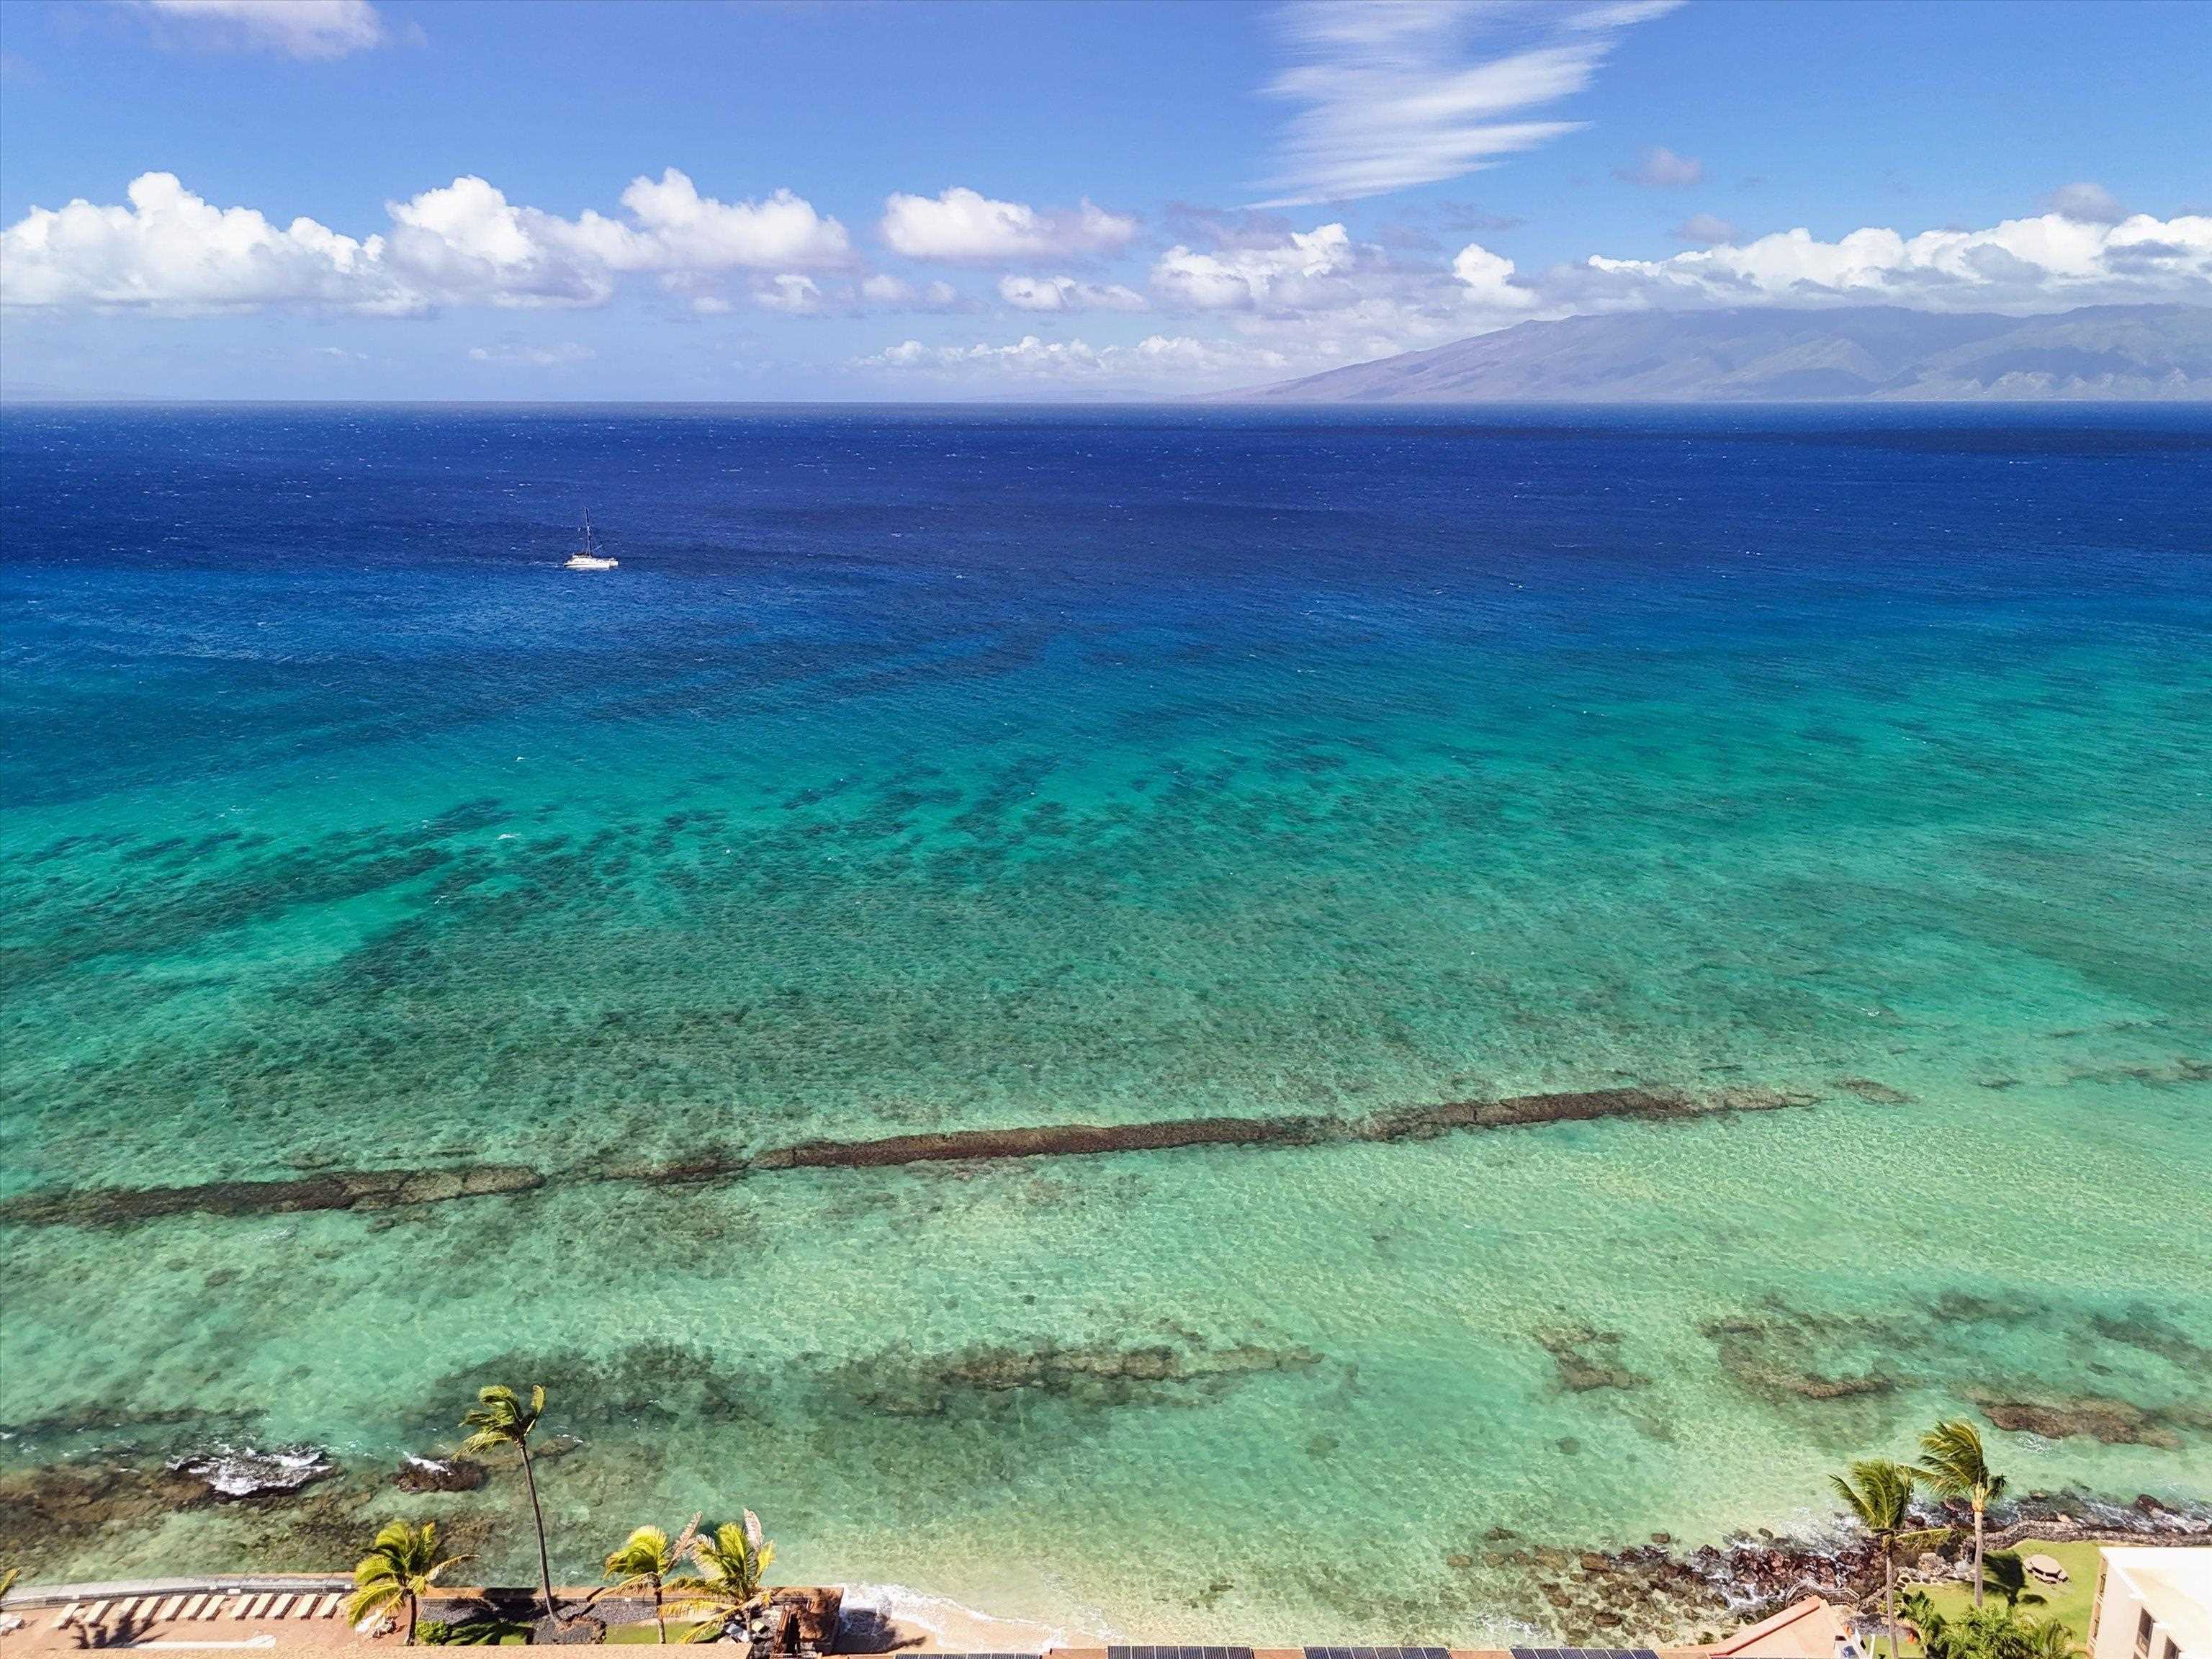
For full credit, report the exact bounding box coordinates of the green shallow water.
[2,406,2209,1637]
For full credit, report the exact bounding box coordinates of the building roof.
[2105,1548,2212,1656]
[1710,1595,1853,1659]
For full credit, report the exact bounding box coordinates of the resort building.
[2090,1547,2212,1659]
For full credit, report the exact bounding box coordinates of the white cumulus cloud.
[752,274,824,315]
[0,169,853,313]
[997,274,1147,312]
[0,171,408,313]
[1573,210,2212,311]
[603,171,853,271]
[860,273,964,310]
[1151,223,1359,310]
[1449,241,1536,307]
[878,187,1137,261]
[129,0,388,58]
[1256,0,1683,207]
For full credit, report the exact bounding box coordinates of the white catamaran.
[565,511,619,570]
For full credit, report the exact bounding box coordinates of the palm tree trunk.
[518,1439,557,1623]
[405,1592,418,1647]
[1885,1545,1899,1659]
[1972,1502,1985,1609]
[653,1581,665,1644]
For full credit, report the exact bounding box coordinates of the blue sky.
[2,0,2207,399]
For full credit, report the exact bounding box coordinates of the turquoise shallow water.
[2,406,2208,1637]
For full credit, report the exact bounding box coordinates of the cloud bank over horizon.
[7,168,2207,392]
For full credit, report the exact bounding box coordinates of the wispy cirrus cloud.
[1254,0,1683,208]
[853,333,1287,386]
[123,0,392,59]
[469,341,593,367]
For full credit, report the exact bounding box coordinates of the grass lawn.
[1896,1540,2103,1656]
[603,1618,711,1642]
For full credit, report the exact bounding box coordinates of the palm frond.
[344,1517,471,1627]
[1917,1419,1999,1503]
[343,1581,403,1627]
[2025,1614,2080,1659]
[1834,1458,1917,1535]
[459,1382,543,1452]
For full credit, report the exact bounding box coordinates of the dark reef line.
[1,1084,1804,1228]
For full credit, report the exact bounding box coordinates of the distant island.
[1216,303,2212,403]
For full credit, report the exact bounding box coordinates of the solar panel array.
[1510,1647,1662,1659]
[1107,1647,1258,1659]
[1305,1647,1454,1659]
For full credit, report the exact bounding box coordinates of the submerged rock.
[167,1444,334,1500]
[1537,1326,1648,1392]
[1974,1392,2183,1447]
[395,1454,487,1493]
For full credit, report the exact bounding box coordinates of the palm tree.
[604,1521,695,1644]
[1920,1418,2006,1607]
[666,1514,776,1645]
[1907,1597,2078,1659]
[344,1519,469,1647]
[1833,1457,1938,1659]
[459,1382,558,1623]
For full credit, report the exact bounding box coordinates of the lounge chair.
[316,1592,344,1618]
[269,1593,295,1618]
[49,1604,84,1631]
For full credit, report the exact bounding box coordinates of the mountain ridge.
[1215,304,2212,403]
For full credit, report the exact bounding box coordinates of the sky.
[1,0,2208,400]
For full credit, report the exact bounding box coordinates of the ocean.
[3,404,2208,1640]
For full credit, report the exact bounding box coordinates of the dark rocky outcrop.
[731,1084,1793,1173]
[395,1455,487,1493]
[0,1164,542,1227]
[167,1444,334,1500]
[1,1086,1804,1228]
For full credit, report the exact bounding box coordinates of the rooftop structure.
[2090,1548,2212,1659]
